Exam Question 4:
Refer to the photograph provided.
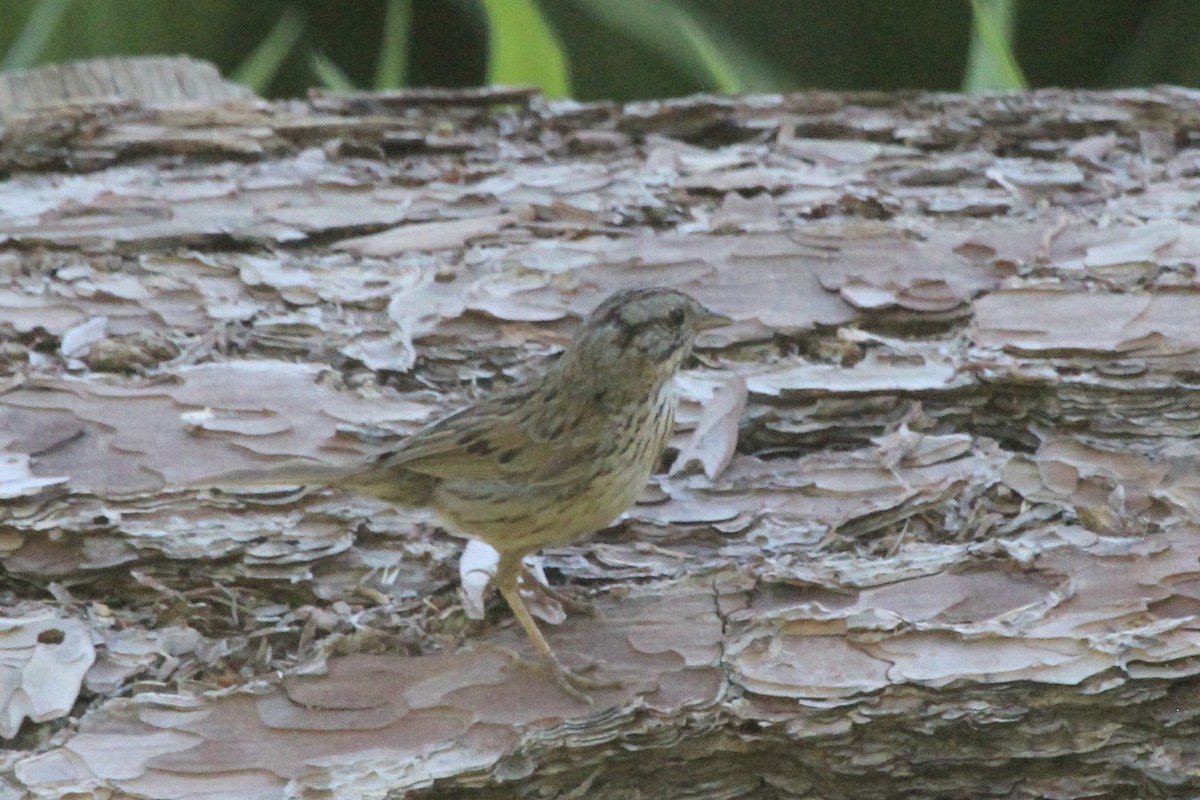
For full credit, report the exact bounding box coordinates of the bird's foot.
[518,565,601,618]
[503,648,620,704]
[538,582,601,617]
[543,654,621,705]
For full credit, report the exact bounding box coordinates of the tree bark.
[2,57,1200,799]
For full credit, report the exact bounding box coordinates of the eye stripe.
[613,317,665,348]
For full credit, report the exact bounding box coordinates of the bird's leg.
[497,550,618,702]
[517,562,599,617]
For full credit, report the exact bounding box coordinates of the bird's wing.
[198,381,607,496]
[352,394,600,487]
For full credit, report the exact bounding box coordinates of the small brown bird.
[212,287,731,697]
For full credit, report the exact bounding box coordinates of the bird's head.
[569,287,732,378]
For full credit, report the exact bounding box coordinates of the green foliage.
[307,50,356,91]
[558,0,788,94]
[481,0,570,98]
[374,0,411,90]
[1,0,1198,99]
[230,6,305,94]
[676,15,744,93]
[2,0,70,70]
[964,0,1028,92]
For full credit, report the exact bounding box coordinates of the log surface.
[3,58,1200,799]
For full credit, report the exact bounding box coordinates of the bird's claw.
[545,655,621,704]
[539,584,601,617]
[504,649,619,704]
[518,566,602,618]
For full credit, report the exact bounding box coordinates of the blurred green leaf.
[676,13,741,92]
[231,5,306,93]
[480,0,570,98]
[964,0,1027,91]
[2,0,1198,103]
[308,49,356,90]
[3,0,72,70]
[564,0,788,93]
[375,0,410,89]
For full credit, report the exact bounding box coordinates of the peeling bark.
[3,57,1200,799]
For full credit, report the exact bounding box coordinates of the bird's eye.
[668,308,686,326]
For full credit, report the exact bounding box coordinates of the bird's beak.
[696,309,734,331]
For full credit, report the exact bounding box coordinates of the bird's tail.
[192,459,436,507]
[191,460,358,490]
